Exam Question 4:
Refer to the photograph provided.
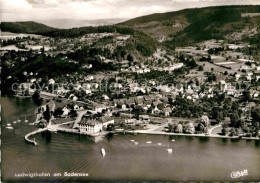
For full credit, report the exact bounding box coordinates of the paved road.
[72,110,88,129]
[209,124,222,135]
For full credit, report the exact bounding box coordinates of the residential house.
[139,115,150,122]
[186,85,194,94]
[163,107,172,116]
[48,78,55,85]
[235,74,241,81]
[30,78,37,83]
[74,104,80,110]
[125,98,136,107]
[55,86,69,96]
[62,106,69,116]
[122,104,127,110]
[84,75,94,81]
[219,80,227,92]
[125,118,137,125]
[135,96,144,105]
[103,95,109,100]
[73,96,78,101]
[92,104,107,113]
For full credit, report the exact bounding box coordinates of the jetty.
[24,128,47,146]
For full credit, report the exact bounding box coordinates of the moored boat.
[7,122,12,127]
[167,141,173,153]
[166,148,173,153]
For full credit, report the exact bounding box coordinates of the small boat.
[166,148,173,153]
[101,148,106,156]
[134,142,138,145]
[29,123,34,126]
[24,117,28,123]
[13,120,17,124]
[166,142,172,153]
[130,140,135,142]
[172,139,175,142]
[7,119,12,127]
[146,141,152,144]
[158,143,162,146]
[6,126,14,130]
[17,117,21,122]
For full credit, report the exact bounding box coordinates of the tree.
[43,105,51,123]
[230,111,239,127]
[198,65,204,71]
[107,124,115,131]
[200,115,210,127]
[24,89,30,96]
[251,106,260,123]
[174,123,183,133]
[197,123,205,132]
[231,102,240,111]
[53,107,63,117]
[242,90,250,102]
[32,90,41,104]
[222,123,229,135]
[168,122,174,132]
[127,54,134,62]
[185,122,195,134]
[69,109,78,118]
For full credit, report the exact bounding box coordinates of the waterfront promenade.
[120,129,260,140]
[118,123,260,140]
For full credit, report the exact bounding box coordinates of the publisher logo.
[231,169,248,179]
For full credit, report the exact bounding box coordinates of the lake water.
[1,96,260,182]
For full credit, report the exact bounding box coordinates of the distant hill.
[119,5,260,47]
[1,5,260,48]
[0,21,156,57]
[0,21,57,34]
[38,19,127,29]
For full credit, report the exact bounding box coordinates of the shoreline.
[118,130,260,141]
[17,92,258,144]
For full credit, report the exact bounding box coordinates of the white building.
[78,120,103,133]
[219,80,227,92]
[62,106,69,116]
